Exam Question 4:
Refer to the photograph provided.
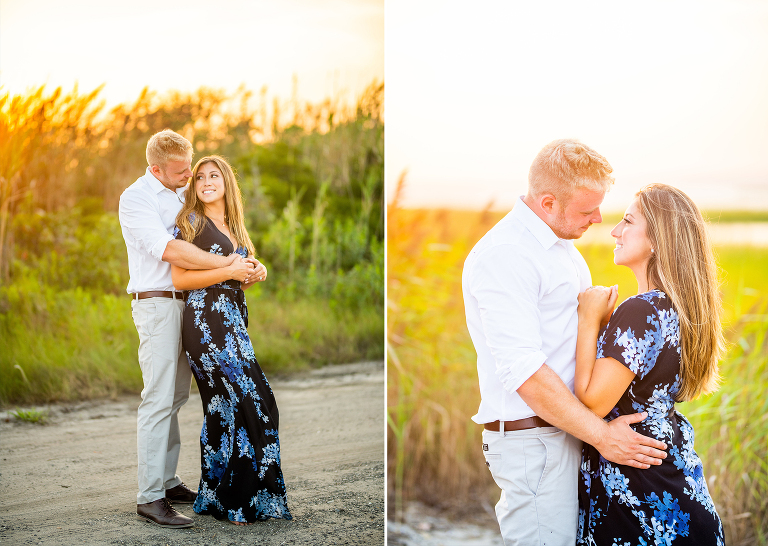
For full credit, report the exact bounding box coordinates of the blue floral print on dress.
[176,218,291,523]
[577,290,723,545]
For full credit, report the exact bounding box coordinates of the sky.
[0,0,383,107]
[386,0,768,212]
[4,0,768,213]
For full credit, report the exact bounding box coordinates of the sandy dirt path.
[387,502,502,546]
[0,361,384,546]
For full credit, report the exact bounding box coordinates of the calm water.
[578,222,768,247]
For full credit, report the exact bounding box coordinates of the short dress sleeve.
[596,295,664,379]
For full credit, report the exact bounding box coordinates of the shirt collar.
[143,167,168,194]
[144,167,187,198]
[511,196,560,250]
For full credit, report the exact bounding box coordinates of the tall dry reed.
[387,174,504,519]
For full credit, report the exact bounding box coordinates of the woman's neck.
[634,272,657,294]
[204,203,226,223]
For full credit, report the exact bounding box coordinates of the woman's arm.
[171,258,254,290]
[575,286,635,418]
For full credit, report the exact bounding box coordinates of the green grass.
[705,210,768,223]
[248,296,384,375]
[0,279,141,405]
[0,279,383,406]
[11,408,48,424]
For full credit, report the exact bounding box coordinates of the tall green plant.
[310,181,330,272]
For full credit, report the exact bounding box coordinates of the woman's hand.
[575,284,622,409]
[244,257,267,282]
[578,285,618,327]
[226,256,255,282]
[239,257,267,288]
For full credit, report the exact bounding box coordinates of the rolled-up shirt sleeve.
[469,245,548,394]
[119,189,174,262]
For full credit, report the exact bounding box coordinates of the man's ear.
[150,164,162,177]
[539,193,558,215]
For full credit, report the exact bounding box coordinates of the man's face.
[549,188,605,239]
[153,157,192,190]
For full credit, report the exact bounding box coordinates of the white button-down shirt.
[462,197,592,424]
[118,167,186,294]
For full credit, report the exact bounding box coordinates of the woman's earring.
[651,248,655,253]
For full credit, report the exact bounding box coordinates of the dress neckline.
[206,216,238,254]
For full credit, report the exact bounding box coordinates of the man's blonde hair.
[528,139,614,204]
[146,129,193,169]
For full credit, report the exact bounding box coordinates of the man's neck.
[522,194,552,227]
[149,168,180,192]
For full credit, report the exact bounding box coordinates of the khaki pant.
[482,426,581,546]
[131,297,191,505]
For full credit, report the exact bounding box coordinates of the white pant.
[131,297,191,504]
[482,426,581,546]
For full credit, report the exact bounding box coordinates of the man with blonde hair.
[119,129,263,528]
[462,139,668,545]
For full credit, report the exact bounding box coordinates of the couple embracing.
[463,140,725,545]
[119,130,292,527]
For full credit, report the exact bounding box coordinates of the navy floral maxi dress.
[577,290,723,546]
[175,219,292,524]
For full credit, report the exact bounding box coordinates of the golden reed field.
[387,177,768,544]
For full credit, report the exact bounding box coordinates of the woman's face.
[194,162,226,206]
[610,198,654,271]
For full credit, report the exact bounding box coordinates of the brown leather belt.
[484,417,554,432]
[133,291,184,300]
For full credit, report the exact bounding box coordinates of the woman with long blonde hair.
[574,184,724,544]
[171,155,292,525]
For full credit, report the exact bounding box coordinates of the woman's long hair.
[175,155,255,257]
[637,184,724,401]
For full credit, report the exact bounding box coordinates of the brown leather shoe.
[137,498,194,528]
[166,482,197,504]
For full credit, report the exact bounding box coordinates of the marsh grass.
[0,282,140,405]
[387,198,768,544]
[0,282,382,406]
[247,297,384,374]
